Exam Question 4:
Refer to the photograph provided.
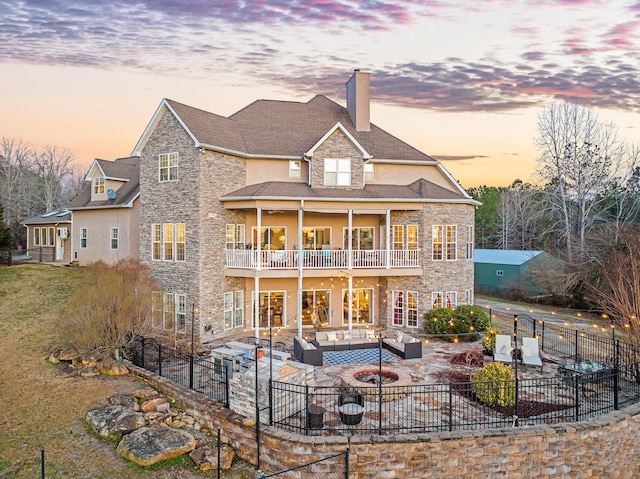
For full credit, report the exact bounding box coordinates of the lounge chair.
[522,337,543,371]
[493,334,514,364]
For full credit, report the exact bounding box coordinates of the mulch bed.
[445,370,573,419]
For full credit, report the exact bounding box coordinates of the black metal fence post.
[304,384,309,436]
[141,336,146,370]
[574,330,579,362]
[574,375,580,422]
[345,447,350,479]
[255,344,260,470]
[217,426,221,479]
[40,447,45,479]
[448,382,453,431]
[158,342,162,377]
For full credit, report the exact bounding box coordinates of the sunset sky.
[1,0,640,188]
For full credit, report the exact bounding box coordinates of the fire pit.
[341,365,412,401]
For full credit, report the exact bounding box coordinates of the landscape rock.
[116,426,197,467]
[58,348,80,361]
[189,443,235,471]
[133,387,159,400]
[108,393,136,409]
[86,404,145,438]
[79,366,100,377]
[97,357,129,376]
[140,397,168,412]
[59,364,78,378]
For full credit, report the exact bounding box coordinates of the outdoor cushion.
[395,332,404,342]
[326,332,338,342]
[521,345,533,357]
[315,332,328,341]
[365,329,376,340]
[499,344,513,356]
[343,330,352,340]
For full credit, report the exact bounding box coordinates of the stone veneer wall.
[310,129,364,189]
[130,364,640,478]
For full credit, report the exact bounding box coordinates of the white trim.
[367,158,439,165]
[198,143,302,160]
[305,122,372,159]
[220,195,479,205]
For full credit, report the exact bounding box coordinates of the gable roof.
[68,156,140,210]
[474,249,544,266]
[133,95,437,163]
[220,178,472,203]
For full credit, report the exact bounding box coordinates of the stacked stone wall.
[131,365,640,478]
[310,130,364,189]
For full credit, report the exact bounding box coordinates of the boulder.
[79,366,100,377]
[116,426,197,467]
[86,404,145,438]
[133,388,159,400]
[140,397,168,413]
[97,357,129,376]
[189,443,235,471]
[108,393,136,409]
[58,348,80,361]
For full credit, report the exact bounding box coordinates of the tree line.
[469,102,640,340]
[0,137,83,249]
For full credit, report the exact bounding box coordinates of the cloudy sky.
[1,0,640,187]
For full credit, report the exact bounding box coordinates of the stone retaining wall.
[130,365,640,478]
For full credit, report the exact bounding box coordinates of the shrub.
[472,362,516,407]
[59,259,159,357]
[424,307,479,342]
[456,305,490,332]
[482,327,502,354]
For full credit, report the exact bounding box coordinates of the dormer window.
[324,158,350,186]
[364,163,374,181]
[159,152,179,182]
[289,160,301,178]
[94,177,104,194]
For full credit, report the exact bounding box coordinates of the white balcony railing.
[225,249,420,269]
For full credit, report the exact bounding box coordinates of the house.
[132,70,479,344]
[67,156,140,265]
[22,209,72,262]
[474,249,564,298]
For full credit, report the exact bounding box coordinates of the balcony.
[225,249,420,270]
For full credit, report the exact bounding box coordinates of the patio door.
[343,288,373,325]
[253,291,285,328]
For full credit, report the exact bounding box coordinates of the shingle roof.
[220,178,466,202]
[165,95,434,162]
[68,156,140,209]
[22,209,71,225]
[474,249,544,266]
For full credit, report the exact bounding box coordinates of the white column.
[256,208,262,271]
[297,203,304,338]
[347,209,353,270]
[348,274,353,331]
[386,209,391,269]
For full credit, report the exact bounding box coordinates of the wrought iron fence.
[127,314,640,438]
[257,450,349,478]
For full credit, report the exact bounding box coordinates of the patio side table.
[307,405,325,429]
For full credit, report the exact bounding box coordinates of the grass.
[0,264,255,479]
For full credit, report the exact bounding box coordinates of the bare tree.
[535,102,628,263]
[497,181,545,250]
[0,137,36,223]
[34,145,76,212]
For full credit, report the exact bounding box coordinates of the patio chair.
[522,337,543,371]
[493,335,514,364]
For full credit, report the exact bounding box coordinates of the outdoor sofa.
[311,329,378,351]
[382,331,423,359]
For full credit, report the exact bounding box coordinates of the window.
[253,226,286,250]
[406,291,418,327]
[466,226,474,260]
[302,227,331,250]
[110,228,119,250]
[226,224,246,249]
[392,291,404,326]
[343,227,374,250]
[163,224,173,261]
[431,292,443,309]
[151,223,186,262]
[289,160,301,178]
[34,227,40,246]
[152,291,163,328]
[159,152,178,182]
[48,227,55,246]
[446,291,457,309]
[390,225,418,249]
[223,291,245,330]
[432,226,443,260]
[224,292,233,330]
[393,225,404,250]
[446,225,457,260]
[175,223,185,261]
[80,228,87,248]
[234,291,244,328]
[152,224,161,260]
[466,289,473,306]
[175,294,186,331]
[364,163,374,181]
[324,158,351,186]
[407,225,418,250]
[94,177,104,194]
[496,270,504,277]
[163,292,175,330]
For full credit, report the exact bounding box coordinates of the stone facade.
[310,129,365,189]
[132,364,640,478]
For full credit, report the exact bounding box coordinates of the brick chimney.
[346,70,370,132]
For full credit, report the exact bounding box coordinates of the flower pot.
[257,349,265,359]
